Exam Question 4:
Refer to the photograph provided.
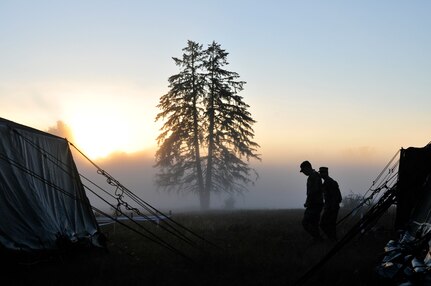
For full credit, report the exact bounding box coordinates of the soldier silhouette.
[319,166,342,241]
[300,161,324,242]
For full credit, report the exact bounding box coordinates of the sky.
[1,1,430,210]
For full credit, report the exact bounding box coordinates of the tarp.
[0,117,99,251]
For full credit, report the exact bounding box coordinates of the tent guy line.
[78,172,200,249]
[96,215,169,226]
[0,138,193,261]
[69,141,221,250]
[0,117,219,262]
[17,120,213,250]
[336,149,400,227]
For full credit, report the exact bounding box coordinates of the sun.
[64,99,156,160]
[68,116,132,159]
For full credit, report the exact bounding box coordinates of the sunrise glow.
[68,115,132,159]
[61,89,158,159]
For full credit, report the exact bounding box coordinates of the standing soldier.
[300,161,324,242]
[319,166,342,241]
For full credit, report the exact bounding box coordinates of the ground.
[1,209,396,286]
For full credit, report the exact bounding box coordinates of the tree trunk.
[193,93,206,210]
[199,190,210,210]
[204,73,215,211]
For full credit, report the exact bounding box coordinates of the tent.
[0,117,102,251]
[377,144,431,284]
[395,144,431,229]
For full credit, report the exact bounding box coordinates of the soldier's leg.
[329,207,340,239]
[320,208,331,238]
[303,207,322,239]
[321,207,339,240]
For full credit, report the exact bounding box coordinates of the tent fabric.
[395,144,431,229]
[0,117,99,251]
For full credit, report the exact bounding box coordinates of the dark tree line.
[155,40,260,210]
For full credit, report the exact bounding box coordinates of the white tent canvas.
[0,117,100,251]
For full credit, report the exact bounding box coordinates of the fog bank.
[72,148,387,213]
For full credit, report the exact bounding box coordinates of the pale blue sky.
[1,1,430,208]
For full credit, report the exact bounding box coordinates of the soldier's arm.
[334,181,342,202]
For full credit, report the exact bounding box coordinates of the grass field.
[2,209,396,286]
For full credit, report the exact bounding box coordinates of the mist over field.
[72,147,385,212]
[44,120,398,212]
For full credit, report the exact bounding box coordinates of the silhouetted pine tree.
[155,40,260,210]
[155,40,206,208]
[202,42,261,207]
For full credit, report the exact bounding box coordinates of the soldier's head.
[300,160,313,176]
[319,167,329,179]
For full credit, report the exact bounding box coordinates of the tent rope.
[0,150,195,262]
[82,166,203,253]
[13,127,214,248]
[336,149,400,226]
[7,128,216,258]
[69,141,221,250]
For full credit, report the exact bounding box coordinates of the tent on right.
[377,143,431,284]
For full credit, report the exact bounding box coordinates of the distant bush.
[342,192,364,210]
[224,196,236,210]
